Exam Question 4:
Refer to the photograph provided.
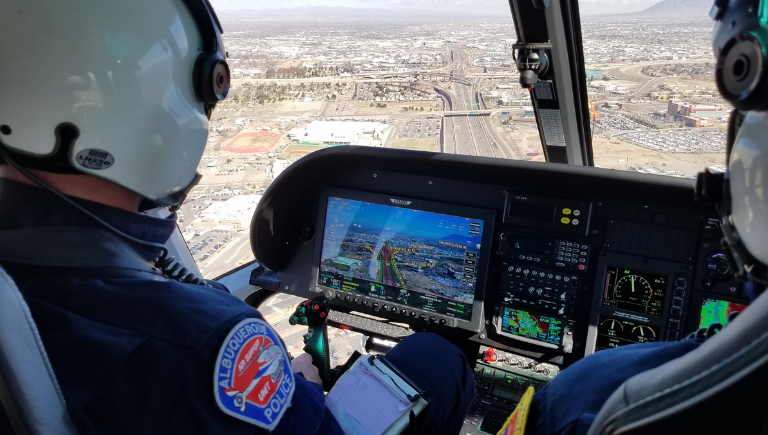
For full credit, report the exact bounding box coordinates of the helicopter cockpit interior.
[210,0,754,433]
[3,0,768,433]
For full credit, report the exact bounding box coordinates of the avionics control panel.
[496,232,591,271]
[494,263,578,349]
[251,147,750,369]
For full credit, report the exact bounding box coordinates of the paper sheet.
[325,363,411,435]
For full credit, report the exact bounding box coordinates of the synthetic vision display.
[318,197,484,321]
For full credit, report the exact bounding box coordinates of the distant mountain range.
[217,5,511,20]
[214,1,712,22]
[635,0,712,15]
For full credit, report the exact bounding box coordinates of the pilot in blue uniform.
[0,178,474,434]
[0,0,474,433]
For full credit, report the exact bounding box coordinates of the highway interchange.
[445,47,504,158]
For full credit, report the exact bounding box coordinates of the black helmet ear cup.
[195,52,230,105]
[715,33,767,111]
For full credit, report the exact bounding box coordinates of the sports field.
[281,144,331,159]
[391,138,435,152]
[224,131,281,153]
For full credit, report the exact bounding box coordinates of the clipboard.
[325,355,429,435]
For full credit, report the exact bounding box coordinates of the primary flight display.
[318,197,485,321]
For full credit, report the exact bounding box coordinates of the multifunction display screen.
[602,267,668,317]
[500,307,564,345]
[318,197,485,322]
[596,315,658,351]
[699,298,748,328]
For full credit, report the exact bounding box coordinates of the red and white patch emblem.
[214,318,294,429]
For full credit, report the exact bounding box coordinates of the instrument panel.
[250,146,750,367]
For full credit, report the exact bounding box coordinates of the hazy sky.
[209,0,665,15]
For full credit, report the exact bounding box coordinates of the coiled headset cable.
[0,145,209,287]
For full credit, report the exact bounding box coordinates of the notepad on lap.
[325,355,428,435]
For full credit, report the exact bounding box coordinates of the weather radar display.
[699,298,748,328]
[501,307,564,345]
[318,197,484,321]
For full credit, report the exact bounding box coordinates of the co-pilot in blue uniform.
[527,339,703,435]
[0,178,474,435]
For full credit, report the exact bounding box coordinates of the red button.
[319,312,326,318]
[313,304,320,310]
[578,264,585,270]
[484,347,497,363]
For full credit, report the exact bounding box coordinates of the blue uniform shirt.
[0,179,343,435]
[527,340,703,435]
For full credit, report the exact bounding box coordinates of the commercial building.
[668,100,729,118]
[272,159,290,180]
[602,101,624,110]
[668,99,730,126]
[287,121,387,146]
[585,69,603,80]
[191,195,262,230]
[682,116,714,127]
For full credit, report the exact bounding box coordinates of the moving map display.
[602,267,668,317]
[318,197,485,321]
[500,307,564,345]
[699,298,748,328]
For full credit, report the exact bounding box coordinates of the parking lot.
[175,192,255,275]
[187,235,231,262]
[397,118,441,139]
[599,114,649,131]
[622,129,726,154]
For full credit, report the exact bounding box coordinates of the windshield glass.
[186,1,533,279]
[185,0,725,279]
[582,11,726,177]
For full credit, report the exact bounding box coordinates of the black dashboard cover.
[249,146,695,271]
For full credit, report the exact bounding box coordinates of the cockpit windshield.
[583,14,726,177]
[180,0,725,279]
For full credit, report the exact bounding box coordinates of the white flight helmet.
[0,0,230,208]
[701,0,768,285]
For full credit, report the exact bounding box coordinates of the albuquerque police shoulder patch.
[214,318,295,430]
